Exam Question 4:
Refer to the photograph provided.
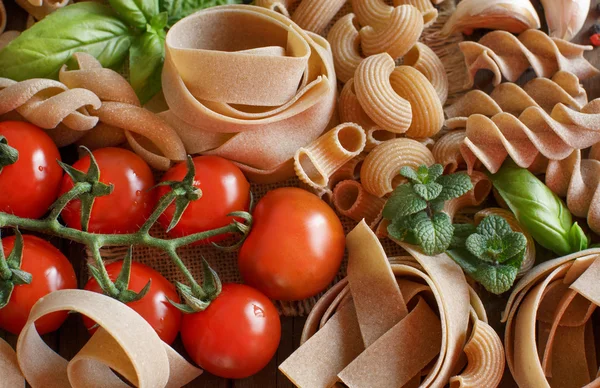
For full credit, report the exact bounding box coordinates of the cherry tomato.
[59,148,156,234]
[157,156,250,242]
[0,121,63,219]
[83,261,182,344]
[0,235,77,335]
[181,283,281,379]
[239,187,345,301]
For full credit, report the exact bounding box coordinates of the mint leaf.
[400,166,419,182]
[437,173,473,201]
[382,184,427,220]
[477,215,512,238]
[387,216,418,245]
[413,182,443,201]
[430,198,445,213]
[417,165,429,181]
[413,212,454,255]
[450,223,476,249]
[465,215,527,264]
[447,248,519,294]
[427,164,444,183]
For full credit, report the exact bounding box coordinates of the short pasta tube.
[333,180,386,225]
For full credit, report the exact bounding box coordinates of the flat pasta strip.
[292,0,346,34]
[327,14,362,83]
[393,0,438,27]
[432,130,467,174]
[360,138,435,197]
[403,42,448,105]
[294,122,366,189]
[332,180,386,225]
[0,338,24,387]
[460,29,599,88]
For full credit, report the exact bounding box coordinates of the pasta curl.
[292,0,346,34]
[432,130,466,174]
[393,0,438,27]
[15,0,69,20]
[460,29,599,88]
[404,42,448,105]
[327,13,362,83]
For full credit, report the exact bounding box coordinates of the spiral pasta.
[403,42,448,105]
[432,130,467,173]
[393,0,438,27]
[292,0,346,34]
[460,29,599,88]
[360,138,435,197]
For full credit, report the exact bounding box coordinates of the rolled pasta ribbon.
[59,53,186,171]
[15,0,69,20]
[354,53,412,134]
[292,0,346,34]
[3,289,201,387]
[443,171,492,220]
[474,208,536,277]
[433,130,467,174]
[389,65,444,138]
[327,14,362,83]
[332,180,386,224]
[393,0,438,27]
[281,221,503,388]
[360,138,435,197]
[255,0,292,17]
[294,122,366,189]
[460,29,600,88]
[504,248,600,387]
[403,42,448,105]
[162,5,337,181]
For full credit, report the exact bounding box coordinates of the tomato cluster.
[0,121,346,380]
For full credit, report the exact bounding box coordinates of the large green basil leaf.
[129,14,166,104]
[490,163,588,256]
[0,2,135,81]
[161,0,243,26]
[109,0,159,30]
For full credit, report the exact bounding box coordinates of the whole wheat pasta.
[0,338,23,387]
[404,42,449,105]
[590,142,600,160]
[350,0,393,28]
[474,208,536,277]
[255,0,292,17]
[389,65,444,138]
[443,171,492,220]
[432,130,467,174]
[460,29,599,88]
[294,123,366,189]
[327,14,362,83]
[292,0,346,34]
[0,31,20,50]
[360,5,424,60]
[298,180,334,204]
[393,0,438,27]
[360,138,435,197]
[328,153,366,189]
[0,0,5,34]
[365,127,397,151]
[339,78,376,130]
[332,180,386,224]
[354,53,412,134]
[15,0,69,20]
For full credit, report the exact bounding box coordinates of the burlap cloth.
[87,0,470,316]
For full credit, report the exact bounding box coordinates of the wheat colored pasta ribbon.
[360,138,435,197]
[354,53,412,134]
[327,13,362,83]
[294,122,366,189]
[332,180,385,224]
[292,0,346,34]
[460,29,600,88]
[0,337,24,387]
[5,289,201,387]
[255,0,292,17]
[433,130,467,174]
[404,42,448,105]
[443,171,492,220]
[394,0,438,27]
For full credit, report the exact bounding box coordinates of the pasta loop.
[393,0,438,27]
[292,0,346,34]
[432,130,467,174]
[404,42,448,105]
[332,180,386,224]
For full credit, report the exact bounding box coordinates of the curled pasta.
[294,122,366,189]
[339,78,376,130]
[432,130,467,174]
[460,29,599,88]
[15,0,69,20]
[443,171,491,220]
[327,14,362,83]
[328,153,366,189]
[255,0,292,17]
[404,42,448,105]
[350,0,393,28]
[354,53,412,134]
[394,0,438,27]
[389,65,444,138]
[292,0,346,34]
[332,180,386,225]
[366,127,397,151]
[360,138,435,197]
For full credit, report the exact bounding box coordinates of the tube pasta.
[15,0,69,20]
[294,122,366,189]
[328,153,366,189]
[432,130,467,174]
[404,42,449,105]
[393,0,438,27]
[474,208,536,277]
[360,138,435,197]
[255,0,292,17]
[327,14,362,83]
[366,127,397,151]
[354,53,412,134]
[350,0,393,28]
[332,180,386,224]
[292,0,346,34]
[443,171,492,220]
[389,65,444,138]
[460,29,600,88]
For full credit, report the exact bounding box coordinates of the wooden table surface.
[2,0,600,387]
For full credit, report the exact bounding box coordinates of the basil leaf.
[491,163,584,256]
[0,3,135,81]
[161,0,243,26]
[129,21,165,104]
[109,0,159,30]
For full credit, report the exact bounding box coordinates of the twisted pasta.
[460,29,599,88]
[360,138,435,197]
[255,0,292,17]
[292,0,346,34]
[332,180,386,224]
[432,130,467,174]
[393,0,438,27]
[404,42,448,105]
[59,53,186,171]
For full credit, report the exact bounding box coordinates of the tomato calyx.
[88,246,151,304]
[169,259,222,314]
[0,230,32,309]
[0,136,18,174]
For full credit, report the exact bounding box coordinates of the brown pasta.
[0,31,20,50]
[393,0,438,27]
[460,29,599,88]
[15,0,69,20]
[443,171,491,220]
[292,0,346,34]
[327,13,363,83]
[255,0,292,17]
[339,78,376,130]
[366,127,397,151]
[294,122,366,189]
[332,180,386,225]
[403,42,449,105]
[328,153,366,189]
[360,138,435,197]
[0,0,5,34]
[350,0,393,28]
[432,130,467,174]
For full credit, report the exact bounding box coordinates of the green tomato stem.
[47,182,92,221]
[0,234,11,280]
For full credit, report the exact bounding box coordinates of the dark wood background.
[2,0,600,386]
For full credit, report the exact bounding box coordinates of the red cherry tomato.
[0,235,77,335]
[157,156,250,243]
[238,187,345,301]
[0,121,63,219]
[181,283,281,379]
[59,148,156,234]
[83,261,182,344]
